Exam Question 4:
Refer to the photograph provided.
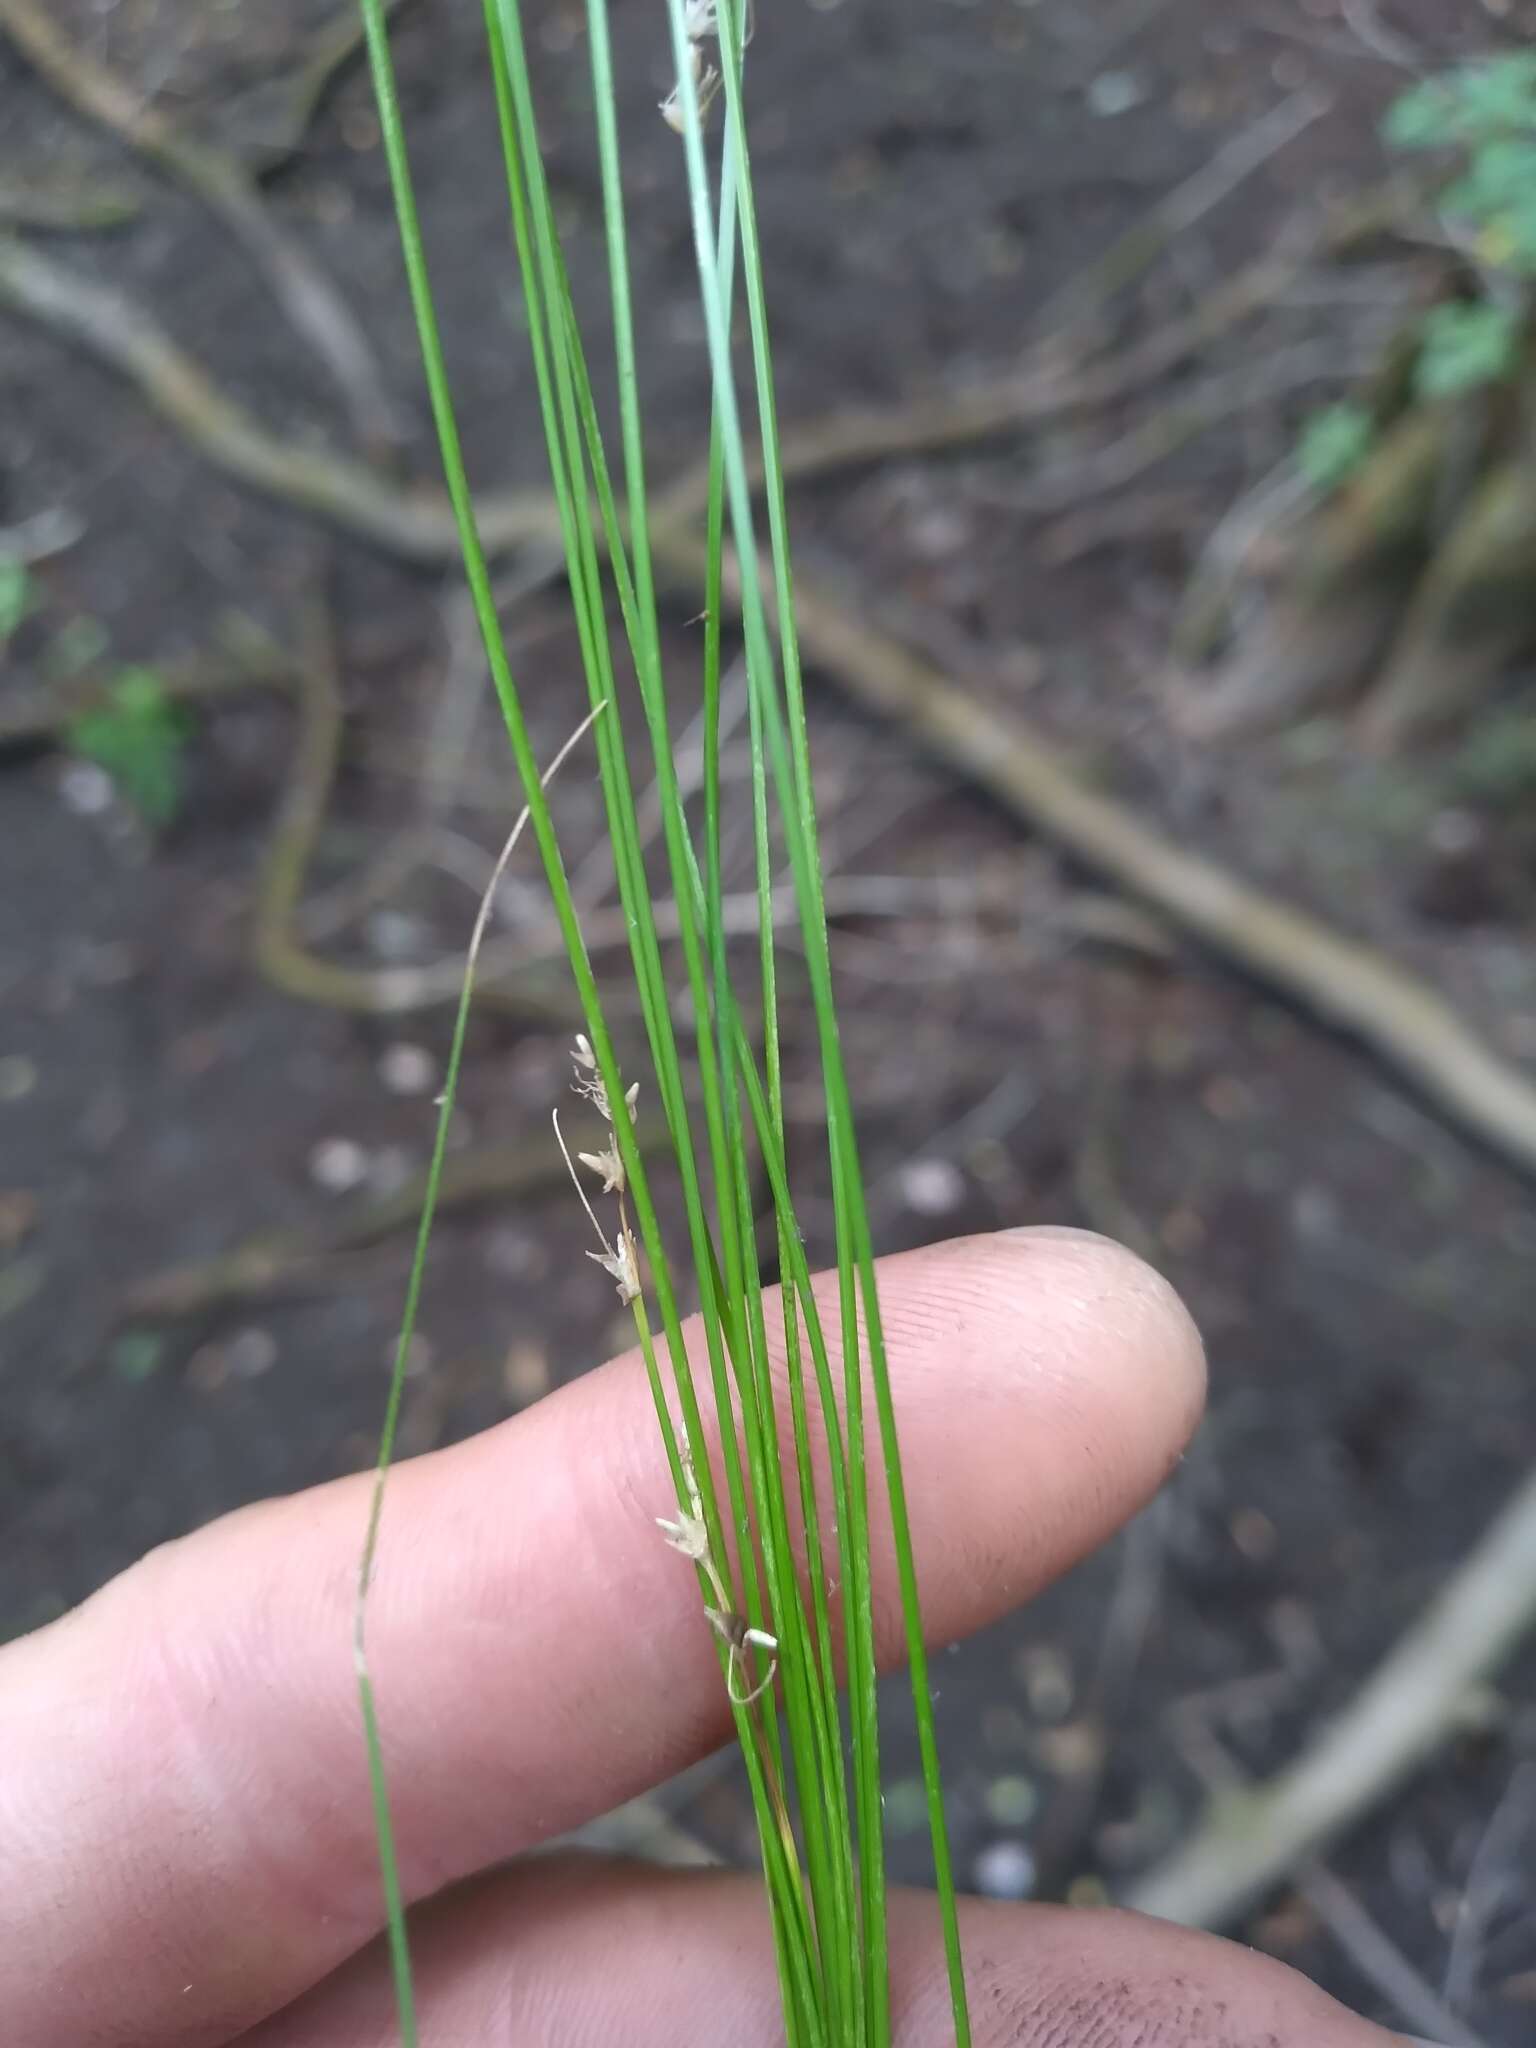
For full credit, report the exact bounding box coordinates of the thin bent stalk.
[351,703,606,2048]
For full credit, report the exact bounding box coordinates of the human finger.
[244,1851,1426,2048]
[0,1228,1203,2047]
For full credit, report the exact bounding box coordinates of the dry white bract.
[577,1144,625,1196]
[588,1227,641,1307]
[569,1036,641,1135]
[659,0,725,133]
[657,1458,778,1706]
[657,1506,709,1562]
[554,1033,644,1305]
[569,1033,610,1118]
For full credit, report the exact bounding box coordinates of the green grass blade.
[361,3,970,2039]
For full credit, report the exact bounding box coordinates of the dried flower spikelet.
[569,1034,641,1131]
[657,1507,709,1561]
[658,56,694,135]
[588,1226,640,1305]
[658,1453,710,1558]
[571,1046,603,1098]
[577,1144,625,1196]
[659,37,721,133]
[569,1034,611,1120]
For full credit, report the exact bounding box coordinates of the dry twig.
[1299,1861,1490,2048]
[0,232,548,560]
[764,568,1536,1183]
[1028,88,1331,340]
[250,596,568,1020]
[0,0,399,451]
[1128,1466,1536,1929]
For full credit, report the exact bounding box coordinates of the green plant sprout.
[1385,52,1536,274]
[1383,53,1535,393]
[354,4,971,2047]
[1412,298,1522,399]
[1294,55,1536,491]
[67,664,187,825]
[1296,400,1375,492]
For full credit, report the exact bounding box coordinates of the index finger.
[0,1227,1203,2048]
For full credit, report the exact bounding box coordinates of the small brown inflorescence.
[553,1034,642,1306]
[660,0,725,134]
[658,1458,779,1706]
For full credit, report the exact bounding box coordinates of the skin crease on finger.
[0,1228,1209,2048]
[240,1856,1437,2048]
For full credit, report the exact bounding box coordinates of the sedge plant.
[354,4,971,2043]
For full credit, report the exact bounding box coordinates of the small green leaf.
[1383,59,1536,282]
[1383,79,1457,151]
[68,665,188,826]
[1443,136,1536,218]
[1388,56,1536,151]
[1297,402,1374,491]
[0,558,34,643]
[1414,300,1521,399]
[1455,53,1536,138]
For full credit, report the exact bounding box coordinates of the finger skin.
[243,1853,1426,2048]
[0,1229,1203,2047]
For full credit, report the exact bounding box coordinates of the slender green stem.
[360,2,970,2039]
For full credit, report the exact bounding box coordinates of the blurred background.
[4,1,1536,2040]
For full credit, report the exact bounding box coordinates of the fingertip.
[998,1224,1208,1448]
[819,1226,1206,1641]
[887,1224,1206,1481]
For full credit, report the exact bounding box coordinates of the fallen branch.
[0,233,508,562]
[0,0,399,452]
[1298,1862,1490,2048]
[762,562,1536,1181]
[3,118,1399,561]
[251,597,567,1019]
[978,338,1379,519]
[1027,87,1330,340]
[653,214,1335,526]
[10,230,1536,1179]
[0,208,1340,565]
[1126,1465,1536,1929]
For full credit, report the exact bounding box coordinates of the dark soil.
[4,0,1536,2039]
